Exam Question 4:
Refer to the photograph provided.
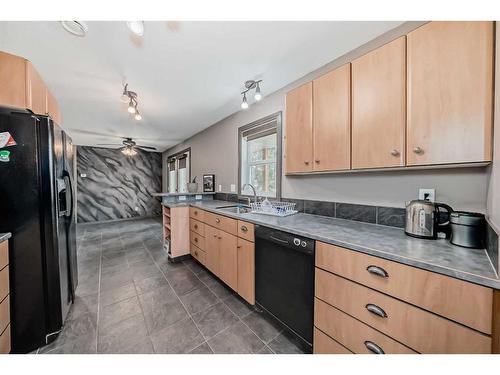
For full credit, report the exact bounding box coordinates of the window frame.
[238,111,282,199]
[166,147,191,193]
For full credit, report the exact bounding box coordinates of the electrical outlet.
[230,184,236,192]
[218,184,222,192]
[179,195,186,201]
[134,206,139,212]
[80,173,87,178]
[195,195,202,200]
[418,188,435,202]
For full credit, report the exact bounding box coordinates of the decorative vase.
[187,182,198,193]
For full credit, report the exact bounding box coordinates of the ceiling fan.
[97,137,157,156]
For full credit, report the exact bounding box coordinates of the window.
[239,112,282,198]
[166,148,191,193]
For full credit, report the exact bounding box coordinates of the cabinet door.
[313,64,351,171]
[218,231,238,291]
[25,61,47,115]
[352,37,406,169]
[407,21,493,165]
[285,82,313,173]
[0,51,27,109]
[237,237,255,304]
[205,225,219,275]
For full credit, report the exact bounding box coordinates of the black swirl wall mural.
[77,146,162,223]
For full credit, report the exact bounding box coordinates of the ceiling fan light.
[60,21,88,37]
[126,21,144,37]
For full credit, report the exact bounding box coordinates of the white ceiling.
[0,21,402,152]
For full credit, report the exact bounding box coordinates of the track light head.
[127,99,136,114]
[241,93,249,109]
[254,82,262,101]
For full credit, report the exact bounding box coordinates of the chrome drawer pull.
[364,341,385,354]
[241,225,248,232]
[215,218,220,223]
[366,265,389,278]
[365,303,388,318]
[194,238,198,242]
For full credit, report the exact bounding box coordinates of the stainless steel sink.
[215,205,252,214]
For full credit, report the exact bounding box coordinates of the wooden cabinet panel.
[218,231,238,291]
[0,242,7,271]
[316,269,491,353]
[316,242,493,334]
[0,51,27,109]
[285,82,313,173]
[0,324,10,354]
[0,295,9,335]
[314,328,352,354]
[352,37,406,169]
[407,21,493,165]
[190,207,205,221]
[0,266,8,302]
[190,243,206,266]
[190,219,205,236]
[190,231,205,250]
[204,225,219,275]
[313,64,351,171]
[237,237,255,304]
[47,89,62,125]
[25,61,47,115]
[170,207,190,258]
[315,298,416,354]
[237,220,254,242]
[205,212,237,235]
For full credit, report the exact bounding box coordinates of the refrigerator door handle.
[62,169,75,303]
[63,170,74,221]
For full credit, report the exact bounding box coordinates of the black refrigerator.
[0,107,78,353]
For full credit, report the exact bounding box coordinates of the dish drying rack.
[249,201,298,217]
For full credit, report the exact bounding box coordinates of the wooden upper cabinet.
[25,61,47,115]
[285,82,313,173]
[47,89,62,125]
[351,37,406,169]
[313,63,351,171]
[0,51,27,109]
[407,21,493,166]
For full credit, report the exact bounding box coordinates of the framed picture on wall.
[203,174,215,192]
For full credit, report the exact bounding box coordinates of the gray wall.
[164,21,490,213]
[77,146,162,222]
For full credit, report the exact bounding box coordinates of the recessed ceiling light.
[126,21,144,37]
[60,21,88,37]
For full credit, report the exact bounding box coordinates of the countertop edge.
[177,201,500,290]
[0,232,12,243]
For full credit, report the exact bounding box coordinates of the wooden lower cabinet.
[0,325,10,354]
[0,240,10,354]
[237,238,255,304]
[314,328,352,354]
[204,225,219,275]
[190,243,206,266]
[218,231,238,291]
[315,298,417,354]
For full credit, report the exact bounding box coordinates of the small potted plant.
[187,176,198,193]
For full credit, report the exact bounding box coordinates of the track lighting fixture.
[121,83,142,120]
[240,80,262,109]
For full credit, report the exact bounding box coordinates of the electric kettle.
[405,200,453,239]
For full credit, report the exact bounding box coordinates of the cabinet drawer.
[316,242,493,334]
[314,328,352,354]
[190,244,206,266]
[0,241,7,270]
[0,295,9,335]
[205,212,237,235]
[0,266,8,302]
[316,269,491,353]
[190,231,205,250]
[0,324,10,354]
[237,221,254,242]
[190,207,205,221]
[190,219,205,236]
[315,298,416,354]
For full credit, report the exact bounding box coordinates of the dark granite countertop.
[165,200,500,289]
[0,233,11,243]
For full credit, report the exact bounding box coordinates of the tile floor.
[34,217,306,354]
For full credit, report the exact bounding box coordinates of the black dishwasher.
[255,226,315,348]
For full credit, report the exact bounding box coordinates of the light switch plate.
[218,185,222,192]
[230,184,236,192]
[178,195,187,201]
[418,188,435,202]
